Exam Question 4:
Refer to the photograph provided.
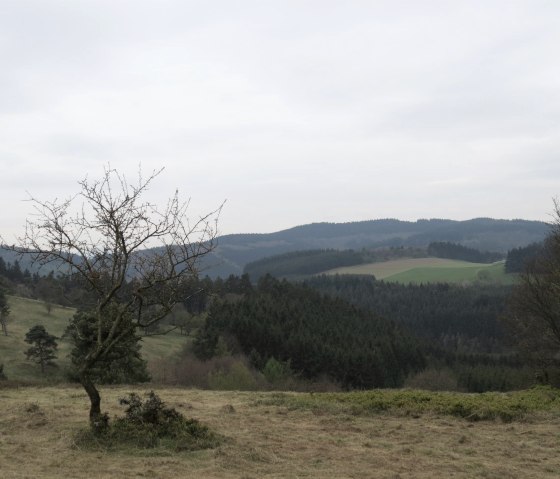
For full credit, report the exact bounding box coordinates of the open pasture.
[1,385,560,478]
[0,296,187,382]
[325,258,512,284]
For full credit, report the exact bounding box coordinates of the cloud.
[1,1,559,237]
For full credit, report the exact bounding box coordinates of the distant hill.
[2,218,550,279]
[201,218,549,278]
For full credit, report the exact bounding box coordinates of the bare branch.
[7,166,221,422]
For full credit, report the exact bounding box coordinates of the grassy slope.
[0,295,188,381]
[325,257,514,284]
[1,385,560,478]
[386,261,515,285]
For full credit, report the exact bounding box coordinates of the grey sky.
[1,1,559,237]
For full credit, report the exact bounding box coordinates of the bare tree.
[505,199,560,379]
[9,166,221,427]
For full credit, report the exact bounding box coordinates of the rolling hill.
[202,218,548,278]
[2,217,549,279]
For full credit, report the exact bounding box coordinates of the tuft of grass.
[261,386,560,422]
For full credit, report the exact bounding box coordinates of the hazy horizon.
[1,1,559,239]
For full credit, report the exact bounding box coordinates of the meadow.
[325,258,514,285]
[1,385,560,478]
[3,294,560,477]
[1,295,187,382]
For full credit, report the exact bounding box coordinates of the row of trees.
[243,249,365,279]
[504,242,543,273]
[427,241,503,263]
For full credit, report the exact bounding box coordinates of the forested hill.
[202,218,548,278]
[2,218,549,279]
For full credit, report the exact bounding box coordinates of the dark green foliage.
[244,249,365,279]
[24,325,58,373]
[505,209,560,376]
[194,276,425,388]
[76,391,220,451]
[303,275,540,392]
[65,305,150,384]
[0,364,6,380]
[427,242,503,263]
[262,357,292,384]
[305,275,510,353]
[505,242,543,273]
[455,364,534,393]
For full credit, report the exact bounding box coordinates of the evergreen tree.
[24,325,58,373]
[194,276,425,388]
[65,304,150,384]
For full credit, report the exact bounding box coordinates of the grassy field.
[1,385,560,478]
[325,258,514,285]
[0,295,188,382]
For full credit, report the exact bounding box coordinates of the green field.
[0,295,188,382]
[325,257,515,285]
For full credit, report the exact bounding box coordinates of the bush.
[262,357,292,384]
[0,364,6,381]
[208,360,260,390]
[75,391,221,452]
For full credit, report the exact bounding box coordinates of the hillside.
[202,218,548,278]
[0,295,187,382]
[2,218,549,279]
[325,258,513,285]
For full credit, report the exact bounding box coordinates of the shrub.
[208,361,260,390]
[262,357,292,384]
[75,391,221,452]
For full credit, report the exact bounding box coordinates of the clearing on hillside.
[0,295,188,382]
[325,258,512,284]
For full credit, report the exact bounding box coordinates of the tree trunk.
[80,374,104,431]
[0,316,7,336]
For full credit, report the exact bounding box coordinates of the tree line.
[193,275,426,389]
[427,241,503,263]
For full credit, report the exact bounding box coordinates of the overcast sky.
[1,1,559,238]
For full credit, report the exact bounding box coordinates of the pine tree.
[24,325,58,373]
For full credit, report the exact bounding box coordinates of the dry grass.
[2,386,560,478]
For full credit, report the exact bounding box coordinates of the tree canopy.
[24,325,58,373]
